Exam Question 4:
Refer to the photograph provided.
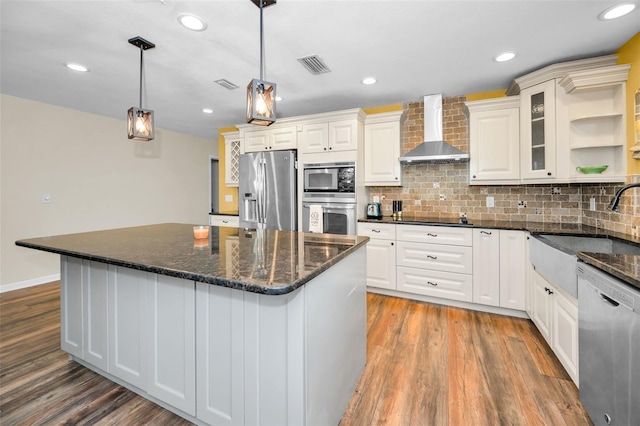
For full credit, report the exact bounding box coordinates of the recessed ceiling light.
[599,3,636,20]
[65,63,89,72]
[202,108,213,114]
[177,13,207,31]
[494,52,517,62]
[362,77,377,85]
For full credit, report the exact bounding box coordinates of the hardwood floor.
[0,282,592,425]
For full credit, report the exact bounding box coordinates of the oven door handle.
[303,203,356,210]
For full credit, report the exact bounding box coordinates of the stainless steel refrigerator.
[239,150,297,231]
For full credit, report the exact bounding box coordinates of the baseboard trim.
[1,274,61,293]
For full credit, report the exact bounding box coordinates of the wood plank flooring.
[0,282,592,425]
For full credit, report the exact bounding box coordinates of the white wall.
[0,94,216,290]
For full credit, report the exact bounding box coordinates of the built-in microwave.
[303,162,355,193]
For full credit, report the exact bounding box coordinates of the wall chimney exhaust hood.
[399,94,469,163]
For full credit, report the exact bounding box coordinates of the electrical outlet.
[439,194,447,201]
[402,187,410,194]
[225,194,233,202]
[518,200,527,208]
[552,187,561,195]
[589,197,596,211]
[42,193,52,203]
[632,226,639,237]
[535,208,541,214]
[380,195,386,200]
[433,182,440,189]
[373,196,380,203]
[486,196,494,208]
[600,186,607,195]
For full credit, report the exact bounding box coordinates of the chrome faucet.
[608,183,640,212]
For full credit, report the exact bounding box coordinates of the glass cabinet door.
[521,80,556,179]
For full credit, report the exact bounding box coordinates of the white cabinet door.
[397,241,472,274]
[108,266,148,390]
[300,123,328,153]
[210,214,240,227]
[328,120,358,151]
[552,289,579,385]
[467,98,520,183]
[472,229,500,307]
[196,283,245,426]
[83,261,109,371]
[364,120,402,186]
[499,230,526,310]
[270,126,297,151]
[147,274,196,416]
[365,239,396,290]
[244,130,269,152]
[530,269,553,343]
[520,80,557,180]
[396,224,472,246]
[60,256,84,358]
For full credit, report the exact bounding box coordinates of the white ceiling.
[1,0,638,140]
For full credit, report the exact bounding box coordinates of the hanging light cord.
[138,45,144,109]
[259,0,264,81]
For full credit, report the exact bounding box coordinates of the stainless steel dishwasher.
[577,263,640,426]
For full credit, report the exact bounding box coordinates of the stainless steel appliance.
[239,150,297,231]
[302,161,357,235]
[303,161,355,193]
[577,263,639,426]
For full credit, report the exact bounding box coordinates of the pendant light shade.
[247,0,277,126]
[128,36,155,140]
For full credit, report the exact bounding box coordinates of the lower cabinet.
[210,214,240,227]
[472,229,526,310]
[357,222,396,290]
[530,269,579,385]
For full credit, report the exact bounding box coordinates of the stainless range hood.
[399,94,469,163]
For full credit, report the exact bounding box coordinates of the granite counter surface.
[16,223,368,295]
[359,215,640,290]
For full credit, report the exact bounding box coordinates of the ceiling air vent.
[214,79,239,90]
[297,55,331,75]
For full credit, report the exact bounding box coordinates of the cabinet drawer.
[397,266,472,302]
[209,215,239,227]
[357,222,396,240]
[396,241,472,274]
[396,225,472,246]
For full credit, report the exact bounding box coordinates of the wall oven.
[302,161,357,235]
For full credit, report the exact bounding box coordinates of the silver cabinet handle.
[372,229,381,233]
[427,255,438,259]
[222,220,229,223]
[427,281,438,287]
[427,233,438,237]
[481,230,492,235]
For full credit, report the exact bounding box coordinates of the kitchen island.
[16,223,368,426]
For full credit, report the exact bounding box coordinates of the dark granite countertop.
[359,215,640,290]
[15,223,368,295]
[210,210,239,216]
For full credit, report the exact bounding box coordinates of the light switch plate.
[225,194,233,202]
[589,197,596,211]
[486,196,494,208]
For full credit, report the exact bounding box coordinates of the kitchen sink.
[535,234,640,256]
[529,234,640,298]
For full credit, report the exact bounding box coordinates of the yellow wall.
[465,89,507,101]
[362,104,403,114]
[616,31,640,175]
[218,126,239,212]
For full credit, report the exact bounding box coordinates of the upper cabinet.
[480,54,632,185]
[222,131,241,187]
[364,110,406,186]
[299,119,360,154]
[520,80,557,180]
[242,126,297,153]
[465,97,520,184]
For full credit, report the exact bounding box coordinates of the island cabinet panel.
[108,266,149,391]
[243,289,306,426]
[60,256,84,358]
[196,283,245,426]
[472,229,501,307]
[83,261,109,371]
[147,274,196,416]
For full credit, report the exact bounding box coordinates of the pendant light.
[127,36,155,140]
[247,0,277,126]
